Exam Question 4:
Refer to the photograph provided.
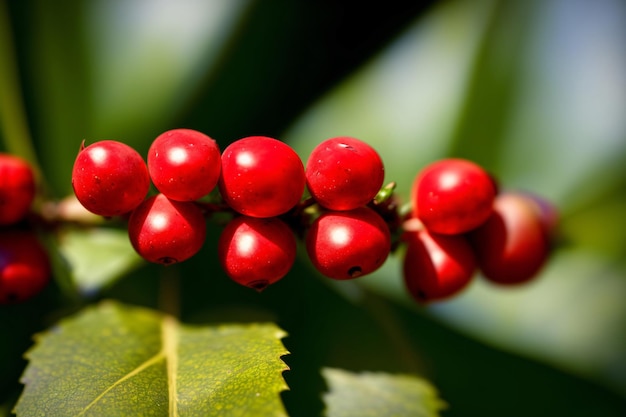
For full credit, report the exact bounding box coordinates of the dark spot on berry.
[158,257,178,266]
[348,266,362,278]
[7,293,20,302]
[417,290,427,300]
[248,280,269,292]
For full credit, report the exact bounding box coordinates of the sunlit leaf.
[15,301,290,417]
[322,368,445,417]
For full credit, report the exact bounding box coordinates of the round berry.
[0,230,51,304]
[305,136,384,210]
[519,191,559,239]
[306,206,391,280]
[0,154,36,225]
[128,194,206,265]
[469,192,550,285]
[72,140,150,217]
[218,216,296,291]
[412,158,496,235]
[403,228,476,303]
[147,129,221,201]
[218,136,306,218]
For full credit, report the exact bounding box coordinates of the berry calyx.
[469,192,551,285]
[403,227,476,303]
[412,158,496,235]
[147,128,221,201]
[306,206,391,280]
[218,136,306,218]
[305,136,385,210]
[128,194,206,265]
[72,140,150,217]
[0,154,36,225]
[218,216,296,291]
[0,230,51,304]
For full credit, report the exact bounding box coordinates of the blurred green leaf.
[0,1,41,176]
[286,0,497,199]
[15,301,290,416]
[321,368,445,417]
[284,0,626,399]
[84,0,253,141]
[57,227,143,297]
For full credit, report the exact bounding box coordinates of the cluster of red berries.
[403,159,557,302]
[0,154,51,304]
[71,130,391,291]
[71,128,557,300]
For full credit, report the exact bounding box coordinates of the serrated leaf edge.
[16,301,291,416]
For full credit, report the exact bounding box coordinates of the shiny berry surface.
[0,154,36,225]
[0,230,51,304]
[218,136,306,218]
[218,216,296,291]
[469,192,550,285]
[403,228,476,303]
[412,158,496,235]
[306,206,391,280]
[147,128,221,201]
[72,140,150,216]
[128,194,206,265]
[305,136,385,210]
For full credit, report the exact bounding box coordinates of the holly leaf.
[321,368,445,417]
[14,301,290,417]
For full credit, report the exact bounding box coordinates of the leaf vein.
[76,352,164,416]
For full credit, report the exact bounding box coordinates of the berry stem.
[159,266,181,318]
[0,2,44,182]
[361,290,423,374]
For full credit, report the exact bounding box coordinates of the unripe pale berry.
[0,230,51,304]
[72,140,150,216]
[403,226,476,303]
[128,194,206,265]
[218,216,296,291]
[412,158,496,235]
[306,206,391,280]
[469,192,551,285]
[305,136,385,210]
[148,128,221,201]
[0,154,36,225]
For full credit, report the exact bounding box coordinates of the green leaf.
[57,228,144,297]
[15,301,290,417]
[321,368,445,417]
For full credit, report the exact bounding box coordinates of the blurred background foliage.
[1,0,625,416]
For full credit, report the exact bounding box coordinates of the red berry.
[218,216,296,291]
[305,136,385,210]
[412,158,496,235]
[306,206,391,280]
[469,192,550,285]
[403,228,476,303]
[147,129,221,201]
[0,154,36,225]
[218,136,306,218]
[518,191,559,239]
[128,194,206,265]
[72,140,150,217]
[0,230,51,304]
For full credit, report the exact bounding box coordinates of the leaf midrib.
[76,316,180,417]
[163,315,180,417]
